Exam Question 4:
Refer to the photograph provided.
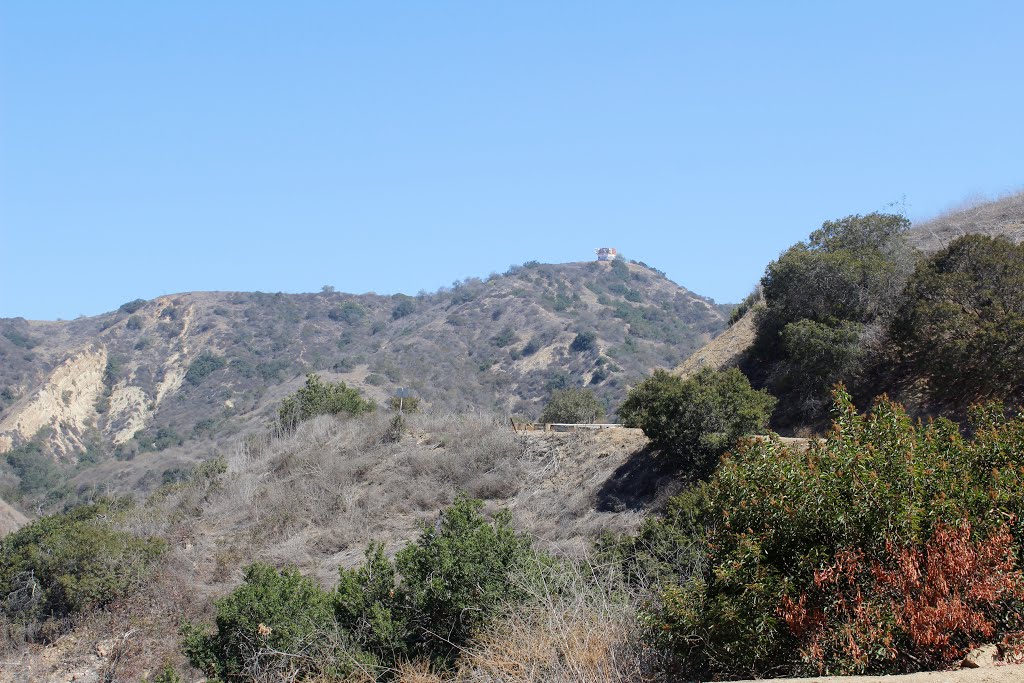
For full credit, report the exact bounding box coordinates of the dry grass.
[133,411,648,585]
[909,190,1024,252]
[366,559,656,683]
[450,559,655,683]
[1,412,658,682]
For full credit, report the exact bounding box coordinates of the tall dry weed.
[451,558,654,683]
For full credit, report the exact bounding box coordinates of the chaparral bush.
[648,389,1024,679]
[277,373,375,431]
[0,499,165,643]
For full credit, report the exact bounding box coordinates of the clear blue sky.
[2,2,1022,320]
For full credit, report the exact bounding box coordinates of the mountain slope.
[907,190,1024,252]
[0,260,729,473]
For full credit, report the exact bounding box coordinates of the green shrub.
[570,330,598,353]
[890,234,1024,405]
[540,388,603,424]
[618,368,775,477]
[491,325,516,348]
[649,389,1024,678]
[334,543,405,662]
[328,301,366,324]
[118,298,147,314]
[5,440,61,496]
[0,500,164,636]
[104,354,127,385]
[185,352,226,386]
[393,495,537,665]
[278,373,375,430]
[520,336,541,356]
[184,497,538,676]
[139,427,184,452]
[338,497,543,668]
[388,395,420,413]
[391,296,416,320]
[125,314,144,331]
[150,665,185,683]
[2,329,39,349]
[182,563,353,681]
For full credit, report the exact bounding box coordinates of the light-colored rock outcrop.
[0,347,107,458]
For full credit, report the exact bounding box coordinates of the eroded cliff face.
[0,297,205,460]
[0,347,108,458]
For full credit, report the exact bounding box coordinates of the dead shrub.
[780,521,1024,674]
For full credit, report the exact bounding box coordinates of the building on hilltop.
[595,247,617,262]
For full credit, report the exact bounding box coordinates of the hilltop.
[906,190,1024,252]
[0,259,728,503]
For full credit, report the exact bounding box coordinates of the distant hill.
[0,260,729,477]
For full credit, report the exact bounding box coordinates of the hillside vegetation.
[0,259,728,512]
[718,193,1024,431]
[907,190,1024,252]
[2,195,1023,682]
[676,191,1024,431]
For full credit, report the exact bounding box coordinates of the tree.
[618,368,775,477]
[776,319,864,417]
[539,388,603,424]
[570,330,598,353]
[890,234,1024,404]
[391,296,416,320]
[278,373,375,430]
[185,352,226,386]
[755,212,912,347]
[748,212,912,424]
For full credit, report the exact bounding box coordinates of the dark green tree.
[618,368,775,477]
[890,234,1024,404]
[749,212,912,423]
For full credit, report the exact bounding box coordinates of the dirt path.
[752,667,1024,683]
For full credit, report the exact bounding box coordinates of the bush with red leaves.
[780,521,1024,674]
[647,388,1024,679]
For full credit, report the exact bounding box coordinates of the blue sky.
[2,2,1022,320]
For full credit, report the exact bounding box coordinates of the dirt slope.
[908,190,1024,252]
[675,307,757,377]
[0,496,28,536]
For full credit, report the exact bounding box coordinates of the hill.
[906,190,1024,252]
[0,259,728,506]
[0,413,666,682]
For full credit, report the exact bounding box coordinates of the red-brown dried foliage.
[780,521,1024,674]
